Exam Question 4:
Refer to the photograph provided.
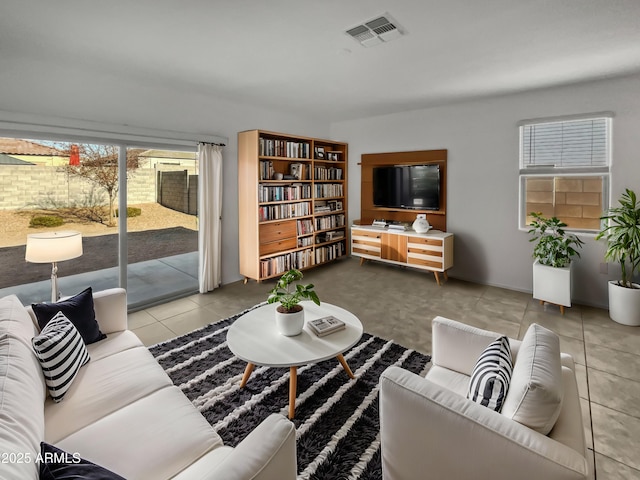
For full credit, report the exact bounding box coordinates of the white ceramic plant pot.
[532,259,572,307]
[608,281,640,326]
[275,307,305,336]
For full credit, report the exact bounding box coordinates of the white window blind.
[521,117,609,169]
[518,113,612,232]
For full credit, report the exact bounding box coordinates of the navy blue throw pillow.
[39,442,126,480]
[32,287,106,345]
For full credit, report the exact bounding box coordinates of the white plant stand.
[533,260,572,314]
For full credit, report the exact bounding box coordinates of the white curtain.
[197,143,223,293]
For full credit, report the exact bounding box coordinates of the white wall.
[4,59,639,304]
[0,66,329,285]
[330,73,640,308]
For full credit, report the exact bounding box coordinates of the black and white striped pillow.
[467,336,513,412]
[32,312,90,403]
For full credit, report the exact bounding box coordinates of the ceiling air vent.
[346,13,405,47]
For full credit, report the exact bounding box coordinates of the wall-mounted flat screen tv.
[373,164,440,210]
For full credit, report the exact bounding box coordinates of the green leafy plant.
[29,215,64,228]
[528,212,584,268]
[115,207,142,218]
[595,188,640,289]
[267,269,320,312]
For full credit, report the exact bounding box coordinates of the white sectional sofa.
[0,288,297,479]
[379,316,589,480]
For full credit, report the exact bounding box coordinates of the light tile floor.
[130,258,640,479]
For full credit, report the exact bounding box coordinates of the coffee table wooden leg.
[240,362,255,388]
[289,366,297,419]
[336,354,355,379]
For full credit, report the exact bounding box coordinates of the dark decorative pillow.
[32,312,90,403]
[39,442,126,480]
[32,287,106,344]
[467,335,513,412]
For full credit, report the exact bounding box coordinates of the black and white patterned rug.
[148,305,431,480]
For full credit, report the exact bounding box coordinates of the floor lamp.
[25,231,83,302]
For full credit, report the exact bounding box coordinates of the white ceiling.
[2,0,640,122]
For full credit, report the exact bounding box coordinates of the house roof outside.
[0,153,35,166]
[138,150,196,160]
[0,138,62,156]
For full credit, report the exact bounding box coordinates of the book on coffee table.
[308,316,346,337]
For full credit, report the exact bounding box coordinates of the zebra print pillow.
[32,312,90,403]
[467,336,513,412]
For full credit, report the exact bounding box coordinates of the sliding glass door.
[0,136,199,307]
[0,138,121,303]
[125,147,199,309]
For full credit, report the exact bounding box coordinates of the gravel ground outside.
[0,203,197,247]
[0,203,198,288]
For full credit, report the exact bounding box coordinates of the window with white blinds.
[518,114,612,232]
[521,116,610,169]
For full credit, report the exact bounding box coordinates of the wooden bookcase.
[238,129,348,282]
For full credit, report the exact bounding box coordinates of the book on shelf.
[314,200,332,213]
[289,162,310,180]
[315,242,345,263]
[259,138,310,158]
[308,315,346,337]
[315,230,344,244]
[315,213,345,230]
[325,151,342,161]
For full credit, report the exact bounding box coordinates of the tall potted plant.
[595,188,640,326]
[528,213,584,313]
[267,269,320,336]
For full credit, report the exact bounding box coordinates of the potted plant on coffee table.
[267,269,320,336]
[528,212,584,314]
[595,188,640,326]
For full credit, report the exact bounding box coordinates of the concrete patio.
[0,251,198,310]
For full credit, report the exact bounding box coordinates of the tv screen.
[405,164,440,210]
[373,164,440,210]
[373,166,402,208]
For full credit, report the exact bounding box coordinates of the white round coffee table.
[227,301,363,418]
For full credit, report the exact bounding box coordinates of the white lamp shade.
[25,231,83,263]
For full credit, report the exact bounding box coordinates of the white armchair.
[379,316,589,480]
